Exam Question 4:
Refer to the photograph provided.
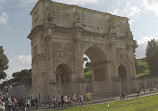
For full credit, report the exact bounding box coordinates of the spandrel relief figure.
[74,10,80,23]
[54,43,63,58]
[119,49,128,58]
[46,6,53,22]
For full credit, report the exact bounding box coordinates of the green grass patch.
[48,94,158,111]
[136,73,149,77]
[136,69,150,77]
[137,59,148,67]
[136,59,150,77]
[84,71,92,84]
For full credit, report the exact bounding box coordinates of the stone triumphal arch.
[28,0,137,102]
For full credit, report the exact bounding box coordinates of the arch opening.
[118,64,128,94]
[118,64,127,81]
[56,64,72,95]
[83,46,109,96]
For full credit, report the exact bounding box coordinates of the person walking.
[72,94,77,106]
[25,98,30,111]
[79,94,83,105]
[86,92,91,103]
[61,96,64,107]
[67,95,71,106]
[0,100,5,111]
[57,97,61,108]
[12,98,19,111]
[48,96,51,108]
[34,98,38,110]
[7,97,12,111]
[142,86,145,93]
[52,96,56,109]
[63,94,68,107]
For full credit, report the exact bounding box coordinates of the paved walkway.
[30,88,158,111]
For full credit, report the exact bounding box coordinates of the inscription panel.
[83,11,109,34]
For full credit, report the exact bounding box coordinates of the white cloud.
[137,36,158,45]
[107,1,144,25]
[110,9,118,15]
[125,0,144,17]
[0,12,9,25]
[129,19,135,25]
[136,36,158,59]
[128,6,143,16]
[4,55,31,79]
[144,0,158,16]
[14,55,31,64]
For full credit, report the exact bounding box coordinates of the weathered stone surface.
[28,0,137,102]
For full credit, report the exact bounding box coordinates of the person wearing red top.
[53,96,56,109]
[67,95,71,106]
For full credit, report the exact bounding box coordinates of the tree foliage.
[12,69,32,87]
[0,46,9,80]
[1,69,32,90]
[146,39,158,76]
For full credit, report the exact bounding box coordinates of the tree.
[146,39,158,76]
[0,46,9,80]
[12,69,32,87]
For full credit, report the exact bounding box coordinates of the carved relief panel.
[45,3,72,25]
[63,44,73,55]
[52,42,74,65]
[53,42,63,58]
[117,48,128,59]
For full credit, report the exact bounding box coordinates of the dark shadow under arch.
[118,64,128,95]
[84,46,108,81]
[56,64,72,95]
[118,64,127,81]
[83,46,110,96]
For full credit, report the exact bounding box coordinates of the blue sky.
[0,0,158,79]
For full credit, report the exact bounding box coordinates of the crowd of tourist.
[47,92,91,109]
[0,92,91,111]
[0,95,38,111]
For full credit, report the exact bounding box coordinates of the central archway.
[83,46,110,97]
[56,64,72,95]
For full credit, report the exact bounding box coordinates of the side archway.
[118,64,128,95]
[56,64,72,95]
[118,64,127,81]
